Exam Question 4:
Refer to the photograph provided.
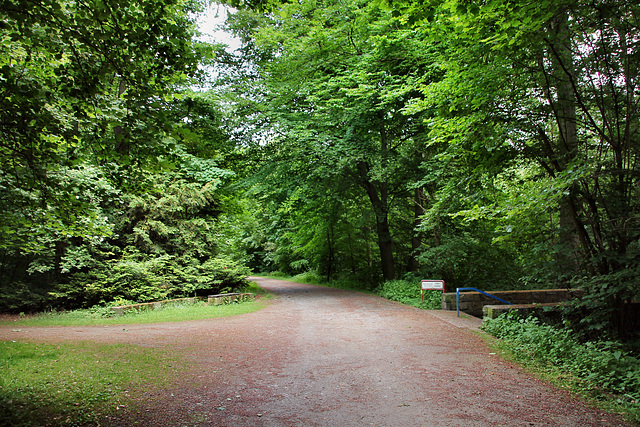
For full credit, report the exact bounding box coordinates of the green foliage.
[3,0,639,350]
[483,313,640,421]
[417,234,522,291]
[56,250,250,308]
[376,279,441,310]
[0,0,244,313]
[0,0,210,251]
[225,0,435,282]
[0,282,49,314]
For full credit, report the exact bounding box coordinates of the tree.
[224,0,437,281]
[0,0,246,311]
[0,0,213,253]
[397,0,640,336]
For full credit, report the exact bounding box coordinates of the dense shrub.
[0,282,50,313]
[376,280,441,310]
[483,313,640,410]
[51,253,250,308]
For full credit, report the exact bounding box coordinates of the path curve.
[1,277,632,426]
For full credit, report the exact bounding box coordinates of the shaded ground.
[0,277,633,426]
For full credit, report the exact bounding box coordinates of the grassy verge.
[0,340,185,426]
[482,313,640,424]
[0,284,271,425]
[1,282,271,328]
[1,300,266,327]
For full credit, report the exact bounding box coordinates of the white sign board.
[421,280,445,291]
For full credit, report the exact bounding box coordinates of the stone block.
[111,306,124,316]
[445,288,582,317]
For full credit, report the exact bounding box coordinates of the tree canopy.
[2,0,639,338]
[219,0,640,337]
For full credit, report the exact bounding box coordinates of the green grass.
[0,340,185,426]
[1,300,266,327]
[2,282,272,328]
[0,285,272,425]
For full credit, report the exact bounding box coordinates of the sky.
[196,3,242,52]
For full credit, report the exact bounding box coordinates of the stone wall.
[111,297,199,315]
[110,293,256,315]
[442,289,583,318]
[207,292,254,305]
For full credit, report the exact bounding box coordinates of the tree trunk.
[409,188,424,272]
[356,161,396,281]
[548,11,582,274]
[375,211,396,281]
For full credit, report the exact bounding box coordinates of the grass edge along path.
[0,339,187,426]
[0,288,271,426]
[0,283,271,328]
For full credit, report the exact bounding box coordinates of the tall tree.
[399,0,640,335]
[0,0,235,311]
[0,0,213,253]
[225,0,436,281]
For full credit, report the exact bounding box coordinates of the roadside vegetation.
[2,1,640,423]
[0,293,267,426]
[483,313,640,424]
[1,282,270,327]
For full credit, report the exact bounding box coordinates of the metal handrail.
[456,287,512,317]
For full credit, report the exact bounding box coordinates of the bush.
[0,281,51,313]
[49,252,250,308]
[376,280,442,310]
[483,312,640,414]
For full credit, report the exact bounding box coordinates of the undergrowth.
[375,279,442,310]
[483,312,640,423]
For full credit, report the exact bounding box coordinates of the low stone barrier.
[482,302,568,319]
[110,297,198,316]
[110,293,255,315]
[207,292,254,305]
[442,289,583,318]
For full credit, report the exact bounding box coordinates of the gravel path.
[1,277,632,426]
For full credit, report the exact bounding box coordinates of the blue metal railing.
[456,287,512,317]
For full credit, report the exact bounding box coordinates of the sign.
[421,280,445,291]
[420,280,445,302]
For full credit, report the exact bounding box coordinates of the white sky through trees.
[197,3,242,52]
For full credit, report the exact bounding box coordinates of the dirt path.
[1,277,632,426]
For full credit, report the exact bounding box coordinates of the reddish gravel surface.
[1,277,633,426]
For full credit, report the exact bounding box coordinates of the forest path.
[1,277,631,426]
